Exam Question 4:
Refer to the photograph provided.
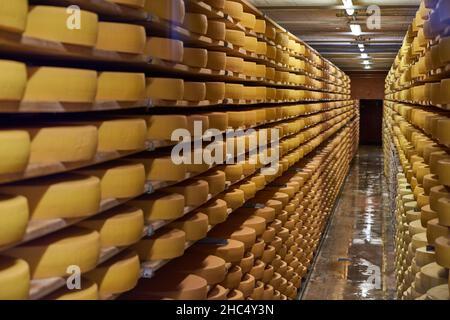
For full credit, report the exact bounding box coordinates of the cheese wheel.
[0,60,27,101]
[6,227,100,279]
[222,189,245,210]
[251,281,264,299]
[422,205,438,227]
[254,19,266,34]
[166,180,209,206]
[435,236,450,268]
[206,112,228,131]
[240,252,254,274]
[146,115,187,141]
[208,285,229,300]
[238,274,255,297]
[199,170,226,195]
[191,239,245,263]
[416,246,436,267]
[0,174,100,220]
[0,0,28,33]
[97,119,146,152]
[437,159,450,186]
[427,218,450,245]
[134,227,186,261]
[183,48,207,68]
[96,72,145,102]
[170,212,209,241]
[203,0,225,9]
[183,82,206,101]
[421,262,449,290]
[79,161,145,200]
[144,0,185,24]
[96,22,145,54]
[0,195,28,247]
[77,205,144,247]
[85,249,140,295]
[25,6,98,47]
[146,78,184,101]
[46,278,98,300]
[426,284,450,300]
[168,253,227,285]
[437,197,450,226]
[127,273,208,300]
[241,12,256,30]
[225,84,244,100]
[206,21,226,40]
[28,125,97,164]
[199,199,228,225]
[225,56,244,73]
[223,1,244,21]
[129,192,185,221]
[256,41,267,55]
[128,154,186,182]
[244,36,258,53]
[183,13,207,35]
[24,67,97,103]
[207,51,226,70]
[0,256,29,300]
[204,82,226,102]
[145,37,183,63]
[0,130,29,175]
[225,30,245,47]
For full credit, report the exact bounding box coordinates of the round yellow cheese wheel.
[146,78,184,101]
[221,189,245,210]
[24,67,97,103]
[238,273,255,298]
[182,13,207,35]
[130,192,185,222]
[79,161,146,200]
[6,227,100,279]
[0,195,28,247]
[240,252,254,274]
[435,235,450,269]
[225,29,245,47]
[28,125,97,164]
[25,6,98,47]
[96,72,145,102]
[0,60,27,101]
[183,48,208,68]
[134,227,186,261]
[207,51,226,70]
[426,284,450,300]
[0,256,30,300]
[0,130,29,176]
[0,174,101,220]
[191,239,245,263]
[97,118,146,152]
[170,212,209,241]
[206,21,226,40]
[144,0,185,24]
[207,284,229,300]
[220,265,242,289]
[77,205,144,247]
[96,22,146,54]
[223,1,244,21]
[166,180,209,207]
[420,262,449,291]
[145,37,183,63]
[427,218,450,245]
[85,249,140,295]
[146,115,187,141]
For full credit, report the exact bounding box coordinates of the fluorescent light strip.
[342,0,355,15]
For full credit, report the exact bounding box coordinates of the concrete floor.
[302,146,396,300]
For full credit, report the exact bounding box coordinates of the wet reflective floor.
[302,146,396,300]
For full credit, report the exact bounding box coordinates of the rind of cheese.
[223,1,244,21]
[145,37,184,63]
[207,51,226,70]
[205,83,226,101]
[183,82,206,101]
[128,154,187,182]
[28,125,97,163]
[146,78,184,101]
[0,174,101,220]
[24,67,98,103]
[0,256,30,300]
[129,192,185,221]
[6,227,100,279]
[46,278,98,300]
[183,13,208,35]
[0,0,28,33]
[146,115,187,140]
[96,72,145,102]
[144,0,185,24]
[0,195,29,246]
[77,205,144,247]
[170,212,209,241]
[241,13,256,30]
[206,21,226,40]
[166,180,209,206]
[97,119,147,152]
[0,60,27,101]
[225,29,245,47]
[24,6,98,47]
[96,22,146,54]
[85,249,140,295]
[183,48,208,68]
[134,228,186,261]
[0,130,30,174]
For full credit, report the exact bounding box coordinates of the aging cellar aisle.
[302,146,396,300]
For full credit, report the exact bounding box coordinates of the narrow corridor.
[302,146,396,300]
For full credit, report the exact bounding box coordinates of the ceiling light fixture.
[342,0,355,15]
[350,24,362,36]
[365,65,372,69]
[361,53,368,59]
[362,60,370,65]
[358,44,365,52]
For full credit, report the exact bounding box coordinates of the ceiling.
[249,0,421,73]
